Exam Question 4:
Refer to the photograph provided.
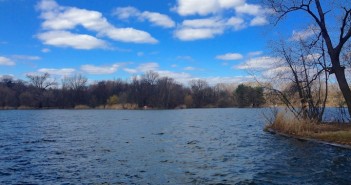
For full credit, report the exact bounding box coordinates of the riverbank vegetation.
[265,112,351,146]
[262,0,351,146]
[0,71,267,110]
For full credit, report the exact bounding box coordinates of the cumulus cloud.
[123,68,138,74]
[38,68,76,76]
[123,62,161,74]
[250,16,268,26]
[0,56,15,66]
[37,31,107,50]
[137,62,160,72]
[235,3,261,15]
[174,17,225,41]
[173,0,269,41]
[261,66,291,79]
[290,25,319,41]
[113,6,175,28]
[226,16,246,30]
[113,6,140,20]
[302,53,322,62]
[81,64,120,75]
[36,0,157,49]
[216,53,243,60]
[174,0,245,16]
[204,76,254,85]
[235,56,282,70]
[248,51,263,57]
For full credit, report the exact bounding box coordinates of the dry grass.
[264,112,318,135]
[312,131,351,145]
[265,112,351,146]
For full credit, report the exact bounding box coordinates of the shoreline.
[265,127,351,150]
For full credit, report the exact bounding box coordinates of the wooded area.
[0,71,266,109]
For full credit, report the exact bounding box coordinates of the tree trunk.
[333,62,351,118]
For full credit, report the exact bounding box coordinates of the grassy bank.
[265,112,351,146]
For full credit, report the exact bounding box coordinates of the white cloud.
[250,16,268,26]
[37,31,107,50]
[103,28,157,44]
[175,28,224,41]
[226,17,246,30]
[248,51,263,57]
[262,66,291,79]
[113,6,175,28]
[216,53,243,60]
[235,3,261,16]
[141,11,175,28]
[113,6,140,20]
[302,53,321,62]
[204,76,254,85]
[173,0,269,41]
[235,56,282,70]
[157,70,193,84]
[123,68,138,74]
[175,13,267,41]
[12,55,41,60]
[38,68,76,76]
[174,0,245,16]
[174,17,225,41]
[0,56,15,66]
[182,18,224,28]
[291,26,319,41]
[138,62,160,72]
[81,64,120,75]
[37,0,158,48]
[36,0,59,11]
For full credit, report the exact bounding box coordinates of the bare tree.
[266,0,351,118]
[62,74,88,106]
[266,39,329,121]
[26,72,56,90]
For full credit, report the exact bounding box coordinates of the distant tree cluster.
[0,71,266,109]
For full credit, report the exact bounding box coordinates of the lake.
[1,108,351,184]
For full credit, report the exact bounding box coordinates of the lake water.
[1,109,351,184]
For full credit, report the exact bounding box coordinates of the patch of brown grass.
[264,112,318,136]
[265,112,351,146]
[312,131,351,145]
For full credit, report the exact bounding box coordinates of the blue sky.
[0,0,313,84]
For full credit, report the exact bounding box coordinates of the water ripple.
[0,109,350,184]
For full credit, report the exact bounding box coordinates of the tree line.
[0,71,266,109]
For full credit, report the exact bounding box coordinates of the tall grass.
[265,112,319,135]
[265,111,351,146]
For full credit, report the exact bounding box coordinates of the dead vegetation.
[265,112,351,146]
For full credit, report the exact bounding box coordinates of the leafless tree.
[26,72,56,90]
[266,39,329,121]
[265,0,351,118]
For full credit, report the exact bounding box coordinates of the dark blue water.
[0,109,351,184]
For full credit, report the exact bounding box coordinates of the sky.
[0,0,314,85]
